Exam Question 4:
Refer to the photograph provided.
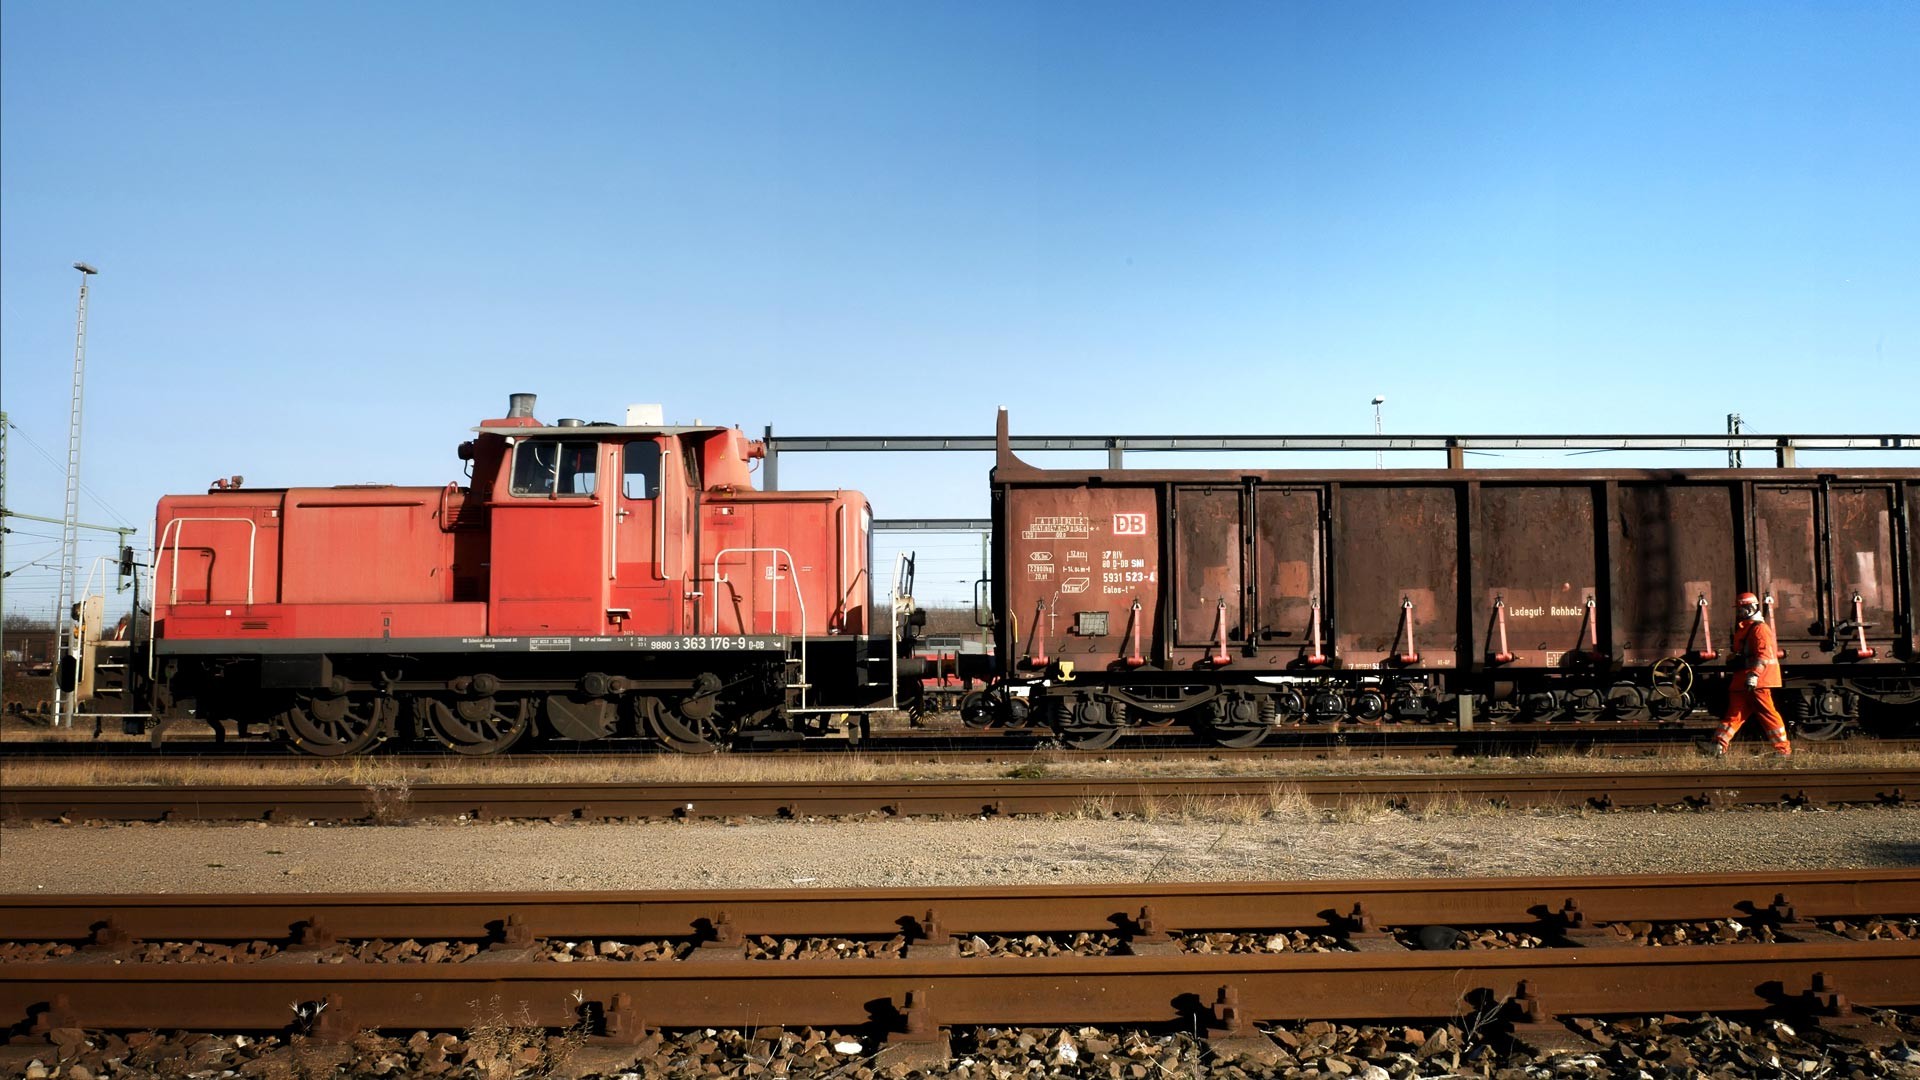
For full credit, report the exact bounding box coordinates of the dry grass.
[365,778,414,825]
[462,995,586,1080]
[1263,782,1317,821]
[1076,795,1115,820]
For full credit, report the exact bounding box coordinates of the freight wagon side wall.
[1332,484,1460,669]
[993,458,1915,677]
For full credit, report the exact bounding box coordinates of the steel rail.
[4,874,1918,1034]
[9,945,1919,1033]
[3,767,1914,823]
[7,870,1917,940]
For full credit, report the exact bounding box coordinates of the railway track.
[6,727,1917,764]
[4,872,1917,1061]
[3,766,1914,823]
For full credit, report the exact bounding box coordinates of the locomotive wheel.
[425,696,529,755]
[279,693,382,757]
[648,708,728,754]
[1794,719,1849,742]
[1058,725,1124,750]
[646,676,732,754]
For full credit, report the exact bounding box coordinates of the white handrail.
[79,553,113,614]
[890,550,907,712]
[654,447,670,581]
[154,516,259,607]
[711,546,808,710]
[783,549,914,719]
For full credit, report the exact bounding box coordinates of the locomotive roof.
[477,423,732,437]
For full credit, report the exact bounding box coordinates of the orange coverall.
[1713,616,1789,755]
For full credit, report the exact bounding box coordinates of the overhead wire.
[3,417,137,526]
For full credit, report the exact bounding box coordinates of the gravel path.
[4,806,1916,893]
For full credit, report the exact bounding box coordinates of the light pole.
[1371,396,1386,469]
[54,261,98,727]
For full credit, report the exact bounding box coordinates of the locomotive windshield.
[510,439,599,496]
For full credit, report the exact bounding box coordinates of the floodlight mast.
[1371,396,1386,469]
[53,262,98,728]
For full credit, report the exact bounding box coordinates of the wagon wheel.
[963,686,1033,729]
[1058,725,1125,751]
[1200,700,1270,748]
[998,692,1035,729]
[646,675,732,754]
[426,696,530,756]
[1857,678,1920,707]
[1794,718,1849,742]
[958,691,996,728]
[1787,687,1857,743]
[1206,724,1269,749]
[278,693,382,757]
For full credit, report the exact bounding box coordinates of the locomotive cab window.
[510,439,599,497]
[623,441,662,499]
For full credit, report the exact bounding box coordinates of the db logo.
[1112,513,1148,535]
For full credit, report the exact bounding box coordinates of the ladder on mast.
[53,263,97,728]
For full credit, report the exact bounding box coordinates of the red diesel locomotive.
[141,394,918,755]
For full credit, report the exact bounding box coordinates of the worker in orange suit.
[1705,591,1790,757]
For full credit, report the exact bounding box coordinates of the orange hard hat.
[1736,592,1760,606]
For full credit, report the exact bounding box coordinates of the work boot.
[1695,739,1725,758]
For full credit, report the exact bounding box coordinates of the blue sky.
[3,1,1916,615]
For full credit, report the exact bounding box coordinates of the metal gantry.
[758,427,1920,489]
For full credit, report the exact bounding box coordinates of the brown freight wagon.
[984,411,1918,749]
